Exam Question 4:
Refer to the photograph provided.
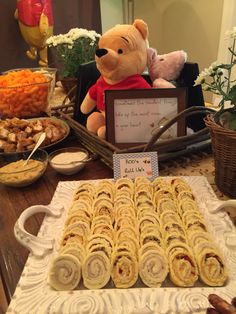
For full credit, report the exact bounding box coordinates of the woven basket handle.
[144,106,216,152]
[62,85,77,105]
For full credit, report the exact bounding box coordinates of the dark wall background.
[0,0,101,72]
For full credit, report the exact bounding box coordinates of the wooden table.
[1,133,234,314]
[0,135,113,313]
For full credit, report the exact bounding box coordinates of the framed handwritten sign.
[105,88,186,149]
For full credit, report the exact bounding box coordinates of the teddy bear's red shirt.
[89,74,151,111]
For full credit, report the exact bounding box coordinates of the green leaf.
[218,64,233,70]
[229,117,236,130]
[229,47,236,57]
[54,37,99,78]
[228,85,236,103]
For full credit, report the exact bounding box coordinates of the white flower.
[195,26,236,110]
[225,26,236,39]
[194,62,218,86]
[46,28,101,47]
[46,27,101,78]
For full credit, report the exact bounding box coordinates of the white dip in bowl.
[49,148,89,175]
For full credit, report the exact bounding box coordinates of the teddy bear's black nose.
[96,48,108,58]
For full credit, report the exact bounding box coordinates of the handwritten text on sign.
[114,98,178,143]
[113,152,158,180]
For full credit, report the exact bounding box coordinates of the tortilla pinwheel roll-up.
[194,243,228,286]
[95,180,115,201]
[170,177,192,196]
[73,182,96,198]
[187,231,212,248]
[111,249,139,288]
[168,244,199,287]
[59,242,86,264]
[156,197,178,214]
[48,253,82,291]
[82,251,111,289]
[115,177,134,193]
[93,198,115,224]
[139,243,169,287]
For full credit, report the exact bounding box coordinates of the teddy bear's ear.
[133,19,148,40]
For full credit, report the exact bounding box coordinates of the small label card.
[113,152,158,181]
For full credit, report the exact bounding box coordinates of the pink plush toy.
[147,47,187,88]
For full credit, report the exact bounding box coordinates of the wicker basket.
[205,114,236,198]
[54,106,215,169]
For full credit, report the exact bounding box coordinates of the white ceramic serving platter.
[7,176,236,314]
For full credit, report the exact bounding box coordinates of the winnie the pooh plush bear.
[80,19,151,139]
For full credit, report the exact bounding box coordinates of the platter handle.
[207,199,236,248]
[14,204,63,257]
[209,199,236,213]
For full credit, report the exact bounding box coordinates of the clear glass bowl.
[14,67,57,101]
[49,147,89,175]
[0,149,48,187]
[0,68,53,118]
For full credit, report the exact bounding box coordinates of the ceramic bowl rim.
[49,147,89,166]
[0,149,48,175]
